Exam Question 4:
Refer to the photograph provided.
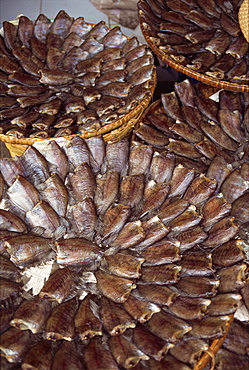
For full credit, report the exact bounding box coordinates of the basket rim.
[139,19,249,93]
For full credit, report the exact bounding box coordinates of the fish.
[226,35,248,59]
[0,307,14,334]
[64,136,91,168]
[52,340,82,370]
[212,239,246,268]
[39,267,76,303]
[218,109,244,143]
[109,220,145,251]
[94,171,119,215]
[158,198,189,225]
[101,57,127,73]
[0,255,22,282]
[220,13,241,36]
[70,162,96,201]
[141,263,182,284]
[0,209,27,233]
[136,216,170,249]
[81,36,104,58]
[7,175,40,213]
[17,15,34,48]
[69,16,92,38]
[128,143,153,176]
[4,234,55,269]
[0,278,22,307]
[207,54,235,79]
[76,56,102,73]
[0,55,22,74]
[33,14,51,42]
[218,263,247,293]
[0,327,33,363]
[10,296,51,333]
[231,193,249,225]
[179,249,213,276]
[215,347,249,370]
[108,334,149,369]
[0,156,25,187]
[56,237,103,266]
[71,197,97,238]
[168,205,202,235]
[102,26,127,48]
[185,9,218,29]
[200,121,238,151]
[74,295,102,340]
[222,319,249,356]
[39,69,74,85]
[45,297,77,341]
[207,293,241,316]
[84,337,119,370]
[118,174,145,210]
[22,340,53,370]
[205,31,231,56]
[169,338,209,366]
[102,253,144,279]
[221,170,249,203]
[100,296,136,335]
[17,90,52,108]
[183,174,217,207]
[134,122,169,148]
[100,204,131,242]
[133,323,173,361]
[84,136,106,174]
[31,114,56,130]
[63,46,88,71]
[147,356,192,370]
[149,151,175,183]
[95,270,136,303]
[136,181,170,218]
[206,156,232,190]
[147,310,192,343]
[201,193,232,231]
[169,296,211,320]
[188,315,231,339]
[123,291,161,323]
[141,239,181,265]
[176,275,220,297]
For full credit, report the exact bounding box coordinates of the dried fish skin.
[169,296,211,320]
[108,334,149,369]
[63,136,90,168]
[0,55,22,74]
[226,35,248,59]
[95,270,136,303]
[84,337,119,370]
[39,267,75,303]
[183,174,217,207]
[45,297,77,341]
[70,162,96,201]
[0,209,27,233]
[69,16,92,38]
[212,240,246,267]
[179,249,213,277]
[4,234,55,269]
[41,173,68,218]
[207,292,241,316]
[188,315,231,339]
[100,296,135,336]
[161,91,183,121]
[141,263,181,285]
[168,165,195,198]
[102,253,144,279]
[141,239,181,266]
[22,339,53,369]
[50,10,73,38]
[221,169,249,203]
[134,122,169,148]
[218,263,247,293]
[33,14,51,42]
[94,171,119,215]
[0,327,32,363]
[123,291,160,323]
[231,192,249,225]
[136,216,170,249]
[10,296,51,334]
[170,338,209,366]
[147,310,192,343]
[137,283,178,307]
[104,138,129,176]
[75,295,102,340]
[133,323,173,361]
[84,136,106,174]
[206,156,232,191]
[202,193,232,230]
[137,181,170,218]
[100,204,131,242]
[20,145,50,187]
[109,220,145,251]
[100,81,131,98]
[81,36,104,58]
[205,31,231,56]
[149,151,175,183]
[176,275,219,297]
[0,278,22,307]
[75,54,101,73]
[7,175,40,213]
[128,143,153,176]
[0,255,22,282]
[218,109,244,143]
[56,238,103,266]
[201,120,238,151]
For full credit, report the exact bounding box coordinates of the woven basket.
[239,0,249,42]
[138,2,249,93]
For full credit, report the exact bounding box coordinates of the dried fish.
[70,162,95,201]
[94,171,119,215]
[0,255,22,282]
[10,296,51,333]
[108,334,149,369]
[215,347,249,370]
[95,270,136,303]
[0,278,22,307]
[109,220,145,251]
[176,275,219,297]
[179,249,213,276]
[52,340,82,370]
[56,237,103,266]
[169,205,202,234]
[71,197,97,238]
[123,291,160,323]
[45,297,77,341]
[188,315,231,339]
[26,200,61,236]
[39,267,76,303]
[222,319,249,356]
[169,296,211,320]
[22,340,53,370]
[0,327,32,363]
[147,310,192,343]
[218,263,247,293]
[141,263,182,284]
[202,193,232,231]
[205,31,231,56]
[84,337,119,370]
[170,338,209,366]
[75,295,102,340]
[207,292,241,315]
[134,122,169,148]
[177,226,208,252]
[33,14,51,42]
[141,239,180,266]
[7,175,40,213]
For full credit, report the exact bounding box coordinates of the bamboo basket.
[138,1,249,93]
[0,16,157,157]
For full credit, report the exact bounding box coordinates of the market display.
[0,10,155,141]
[0,80,248,369]
[138,0,249,91]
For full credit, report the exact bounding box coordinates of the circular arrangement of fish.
[138,0,249,89]
[0,80,249,369]
[0,10,155,140]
